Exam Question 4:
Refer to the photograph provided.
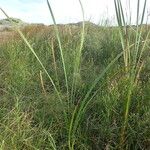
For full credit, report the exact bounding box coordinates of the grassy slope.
[0,22,150,149]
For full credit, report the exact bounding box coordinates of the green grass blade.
[47,0,69,96]
[71,0,85,103]
[69,51,123,149]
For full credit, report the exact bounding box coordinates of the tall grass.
[0,0,150,149]
[114,0,150,148]
[46,0,69,98]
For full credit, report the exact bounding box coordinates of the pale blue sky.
[0,0,150,25]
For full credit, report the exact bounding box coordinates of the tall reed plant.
[114,0,150,148]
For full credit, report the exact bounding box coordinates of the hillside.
[0,18,98,31]
[0,18,29,31]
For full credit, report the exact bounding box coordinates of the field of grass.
[0,0,150,149]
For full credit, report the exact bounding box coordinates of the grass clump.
[0,0,150,149]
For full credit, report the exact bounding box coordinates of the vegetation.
[0,0,150,149]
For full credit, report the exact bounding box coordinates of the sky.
[0,0,150,25]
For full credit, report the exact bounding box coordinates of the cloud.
[0,0,150,25]
[0,0,50,24]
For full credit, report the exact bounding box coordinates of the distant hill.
[0,18,28,31]
[0,18,99,32]
[68,21,97,26]
[49,21,97,28]
[1,18,149,33]
[0,18,25,25]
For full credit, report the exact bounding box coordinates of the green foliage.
[0,0,150,149]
